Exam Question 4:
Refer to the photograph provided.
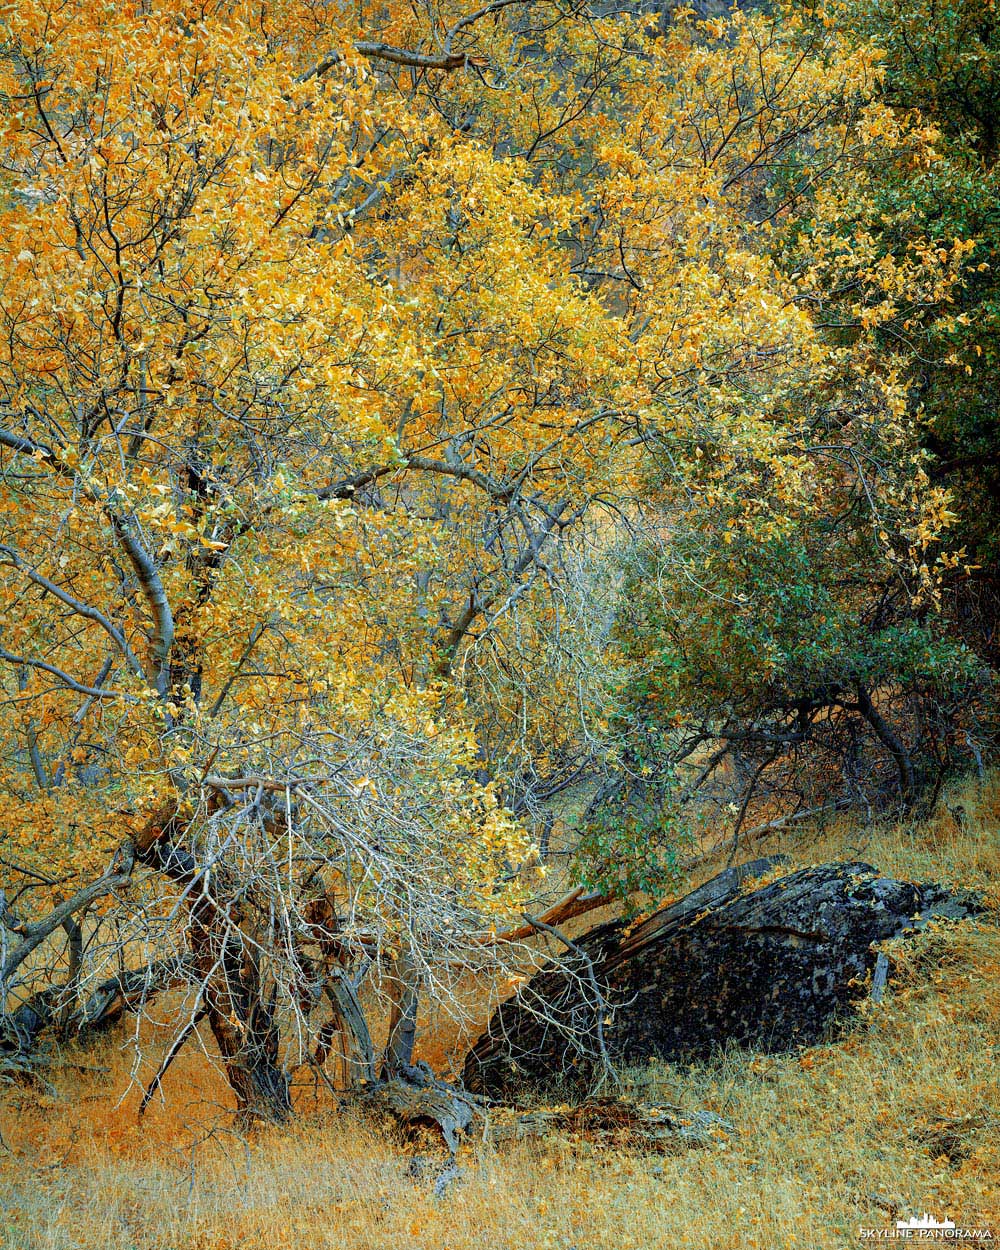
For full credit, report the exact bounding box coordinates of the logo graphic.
[858,1211,994,1241]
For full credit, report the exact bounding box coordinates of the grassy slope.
[1,776,997,1250]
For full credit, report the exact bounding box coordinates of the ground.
[1,777,997,1249]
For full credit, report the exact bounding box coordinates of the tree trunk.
[381,955,419,1079]
[851,682,917,804]
[463,857,982,1099]
[140,831,291,1124]
[186,894,291,1124]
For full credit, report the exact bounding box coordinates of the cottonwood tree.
[0,0,967,1118]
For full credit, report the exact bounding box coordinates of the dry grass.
[1,775,998,1249]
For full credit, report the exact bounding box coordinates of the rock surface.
[463,858,983,1099]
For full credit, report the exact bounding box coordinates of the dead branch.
[493,1097,733,1152]
[520,913,618,1092]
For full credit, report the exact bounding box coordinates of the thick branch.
[316,452,513,503]
[0,544,144,678]
[300,0,539,82]
[0,647,132,700]
[300,44,470,82]
[354,41,470,70]
[0,849,134,991]
[842,683,916,802]
[0,427,57,459]
[480,886,609,944]
[109,515,174,694]
[0,427,173,696]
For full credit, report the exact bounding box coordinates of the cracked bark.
[463,859,982,1098]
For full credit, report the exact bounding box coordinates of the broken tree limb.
[490,1097,733,1153]
[358,1069,485,1155]
[463,859,983,1099]
[357,1073,730,1157]
[466,885,611,947]
[138,1007,208,1118]
[1,956,194,1078]
[0,848,134,992]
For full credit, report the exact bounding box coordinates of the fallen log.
[359,1067,485,1154]
[1,957,192,1079]
[357,1069,729,1156]
[489,1096,733,1153]
[463,858,984,1099]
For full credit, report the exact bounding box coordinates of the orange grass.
[1,775,998,1249]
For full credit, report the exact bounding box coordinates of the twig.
[520,913,619,1092]
[139,1009,207,1118]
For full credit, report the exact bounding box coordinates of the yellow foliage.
[0,0,968,1056]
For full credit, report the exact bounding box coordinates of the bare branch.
[521,912,618,1091]
[0,427,173,695]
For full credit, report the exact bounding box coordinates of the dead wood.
[1,956,193,1079]
[356,1072,729,1158]
[463,858,984,1099]
[358,1068,485,1154]
[491,1096,733,1153]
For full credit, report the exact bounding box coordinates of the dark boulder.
[463,858,983,1099]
